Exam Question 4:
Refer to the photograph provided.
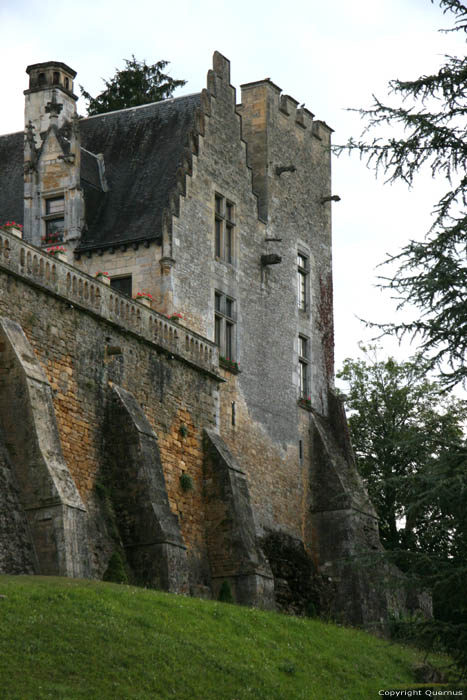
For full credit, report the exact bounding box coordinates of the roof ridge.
[80,91,202,121]
[0,130,23,139]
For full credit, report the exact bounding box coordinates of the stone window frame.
[298,334,309,399]
[214,290,236,360]
[214,193,235,265]
[297,251,309,311]
[43,195,65,244]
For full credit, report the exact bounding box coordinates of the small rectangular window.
[45,218,65,240]
[225,321,234,359]
[110,275,132,297]
[214,193,235,264]
[298,334,309,398]
[225,297,234,319]
[46,197,64,215]
[43,196,65,243]
[215,290,236,361]
[215,315,222,346]
[297,252,308,310]
[225,224,233,264]
[215,218,222,258]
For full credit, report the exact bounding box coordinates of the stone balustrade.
[0,230,219,374]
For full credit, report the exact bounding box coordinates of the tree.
[338,348,467,677]
[80,56,186,116]
[337,347,467,555]
[336,0,467,389]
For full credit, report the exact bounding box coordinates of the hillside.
[0,576,447,699]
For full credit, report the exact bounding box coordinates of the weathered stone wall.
[75,241,163,309]
[0,230,219,587]
[238,78,334,416]
[0,435,37,575]
[164,54,329,543]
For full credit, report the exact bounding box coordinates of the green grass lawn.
[0,575,450,699]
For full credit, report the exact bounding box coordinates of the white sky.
[0,0,464,374]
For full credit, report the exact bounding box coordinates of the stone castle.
[0,52,391,625]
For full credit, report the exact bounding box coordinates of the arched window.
[38,73,46,87]
[53,72,60,85]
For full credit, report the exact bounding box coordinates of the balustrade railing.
[0,230,218,374]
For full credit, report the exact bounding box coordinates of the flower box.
[41,232,63,245]
[46,246,67,262]
[136,292,153,307]
[1,221,23,238]
[95,271,111,286]
[219,356,240,374]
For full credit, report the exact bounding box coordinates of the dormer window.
[43,196,65,244]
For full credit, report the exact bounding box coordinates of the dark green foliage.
[336,0,467,389]
[338,348,467,553]
[80,56,186,116]
[179,472,194,491]
[103,551,128,584]
[218,580,234,603]
[338,348,467,677]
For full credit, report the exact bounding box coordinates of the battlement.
[239,79,332,138]
[0,230,219,377]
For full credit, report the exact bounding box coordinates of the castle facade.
[0,53,389,624]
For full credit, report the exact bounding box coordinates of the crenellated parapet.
[0,229,220,377]
[240,79,332,139]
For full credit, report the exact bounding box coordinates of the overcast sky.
[0,0,464,374]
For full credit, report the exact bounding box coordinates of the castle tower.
[23,61,83,250]
[24,61,78,147]
[238,79,335,414]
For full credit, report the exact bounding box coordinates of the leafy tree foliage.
[80,56,186,116]
[338,348,466,554]
[336,0,467,389]
[338,348,467,677]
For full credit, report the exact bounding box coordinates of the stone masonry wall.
[0,230,220,585]
[166,54,332,544]
[75,240,163,309]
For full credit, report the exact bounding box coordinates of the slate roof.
[0,92,202,250]
[77,93,201,252]
[0,132,24,226]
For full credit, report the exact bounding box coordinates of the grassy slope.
[0,576,443,700]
